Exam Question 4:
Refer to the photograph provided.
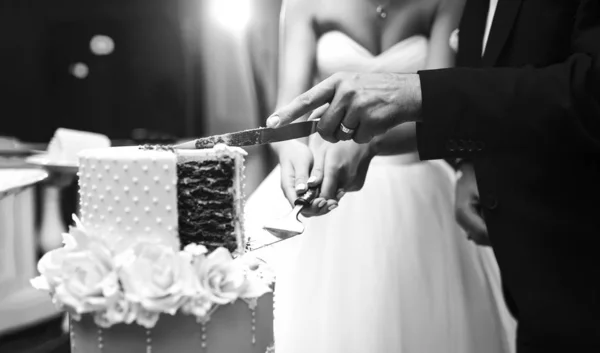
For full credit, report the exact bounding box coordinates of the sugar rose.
[53,241,119,315]
[118,240,197,315]
[93,293,138,328]
[195,248,256,305]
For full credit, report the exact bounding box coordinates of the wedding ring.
[339,122,355,136]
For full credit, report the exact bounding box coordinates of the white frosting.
[78,147,179,248]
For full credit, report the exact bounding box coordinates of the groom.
[266,0,600,352]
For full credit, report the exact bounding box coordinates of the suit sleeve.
[416,0,600,160]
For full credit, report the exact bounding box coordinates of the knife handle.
[294,186,320,207]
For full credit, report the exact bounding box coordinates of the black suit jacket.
[417,0,600,352]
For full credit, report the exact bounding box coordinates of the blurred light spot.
[211,0,251,33]
[90,35,115,55]
[69,62,89,79]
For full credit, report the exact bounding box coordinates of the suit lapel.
[456,0,490,67]
[482,0,523,66]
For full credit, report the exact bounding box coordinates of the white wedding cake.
[31,144,275,353]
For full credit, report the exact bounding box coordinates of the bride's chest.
[313,0,438,55]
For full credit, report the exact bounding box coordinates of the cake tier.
[78,147,180,248]
[70,294,274,353]
[77,145,246,252]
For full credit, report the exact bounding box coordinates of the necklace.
[375,0,391,19]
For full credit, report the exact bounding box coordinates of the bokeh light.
[69,62,89,79]
[210,0,251,33]
[90,35,115,56]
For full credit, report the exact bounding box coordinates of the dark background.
[0,0,205,143]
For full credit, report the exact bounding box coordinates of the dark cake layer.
[177,158,238,252]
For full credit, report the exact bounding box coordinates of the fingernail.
[318,199,327,208]
[328,204,338,211]
[266,115,280,128]
[307,176,317,184]
[295,183,307,191]
[336,189,346,199]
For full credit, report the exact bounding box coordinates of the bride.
[245,0,516,352]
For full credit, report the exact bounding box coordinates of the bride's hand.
[306,140,376,217]
[274,140,330,216]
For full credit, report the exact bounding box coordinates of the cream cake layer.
[77,145,246,252]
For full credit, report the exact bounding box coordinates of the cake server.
[251,187,320,251]
[174,120,319,149]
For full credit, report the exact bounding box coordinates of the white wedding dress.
[245,31,516,353]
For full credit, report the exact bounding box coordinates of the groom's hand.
[455,162,491,247]
[266,72,423,144]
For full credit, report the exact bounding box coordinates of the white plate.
[0,169,49,200]
[25,154,78,174]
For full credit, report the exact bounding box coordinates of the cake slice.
[77,144,246,253]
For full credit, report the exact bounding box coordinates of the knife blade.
[174,120,319,149]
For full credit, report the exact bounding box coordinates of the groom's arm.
[416,0,600,160]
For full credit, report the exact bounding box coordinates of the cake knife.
[250,186,320,252]
[174,120,319,149]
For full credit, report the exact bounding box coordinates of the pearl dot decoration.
[146,329,153,353]
[200,323,207,349]
[97,328,104,352]
[251,308,257,344]
[70,318,76,352]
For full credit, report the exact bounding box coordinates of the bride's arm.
[271,0,318,154]
[370,0,465,156]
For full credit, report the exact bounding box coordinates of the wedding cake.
[31,144,275,353]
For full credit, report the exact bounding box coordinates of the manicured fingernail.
[266,115,280,128]
[295,183,307,191]
[307,176,317,184]
[318,199,327,208]
[328,204,338,211]
[336,189,346,199]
